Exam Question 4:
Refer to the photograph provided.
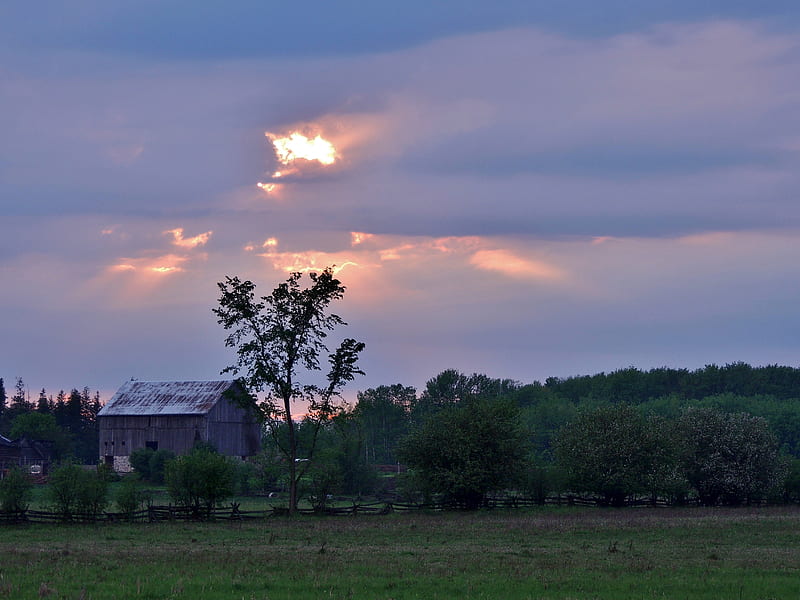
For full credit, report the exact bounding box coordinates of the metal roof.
[98,380,239,416]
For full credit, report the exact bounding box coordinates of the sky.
[2,1,800,403]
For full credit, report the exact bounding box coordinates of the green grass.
[1,506,799,599]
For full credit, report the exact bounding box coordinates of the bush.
[0,467,33,512]
[148,449,175,484]
[303,451,343,511]
[48,463,109,518]
[165,448,235,517]
[129,447,155,480]
[115,475,151,518]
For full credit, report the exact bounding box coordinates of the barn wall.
[99,414,207,460]
[206,396,261,457]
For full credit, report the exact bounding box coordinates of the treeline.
[266,363,800,508]
[0,377,102,464]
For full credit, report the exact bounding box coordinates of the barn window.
[145,441,158,451]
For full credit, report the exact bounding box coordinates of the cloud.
[165,228,213,248]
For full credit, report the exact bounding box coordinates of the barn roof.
[98,380,239,416]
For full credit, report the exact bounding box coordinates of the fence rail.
[0,493,742,525]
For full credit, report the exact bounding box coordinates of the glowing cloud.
[108,254,188,276]
[351,232,374,246]
[470,249,565,281]
[258,130,338,194]
[260,250,359,275]
[270,132,336,166]
[165,228,213,248]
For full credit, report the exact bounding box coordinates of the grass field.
[1,506,798,599]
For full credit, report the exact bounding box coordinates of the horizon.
[2,2,799,401]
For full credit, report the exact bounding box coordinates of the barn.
[98,380,261,472]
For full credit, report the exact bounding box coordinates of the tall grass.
[1,506,798,599]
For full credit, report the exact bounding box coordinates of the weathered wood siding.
[206,397,260,457]
[100,414,207,457]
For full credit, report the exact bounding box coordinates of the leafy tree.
[165,447,235,517]
[9,411,72,461]
[214,267,365,514]
[677,407,786,505]
[0,466,33,512]
[353,384,415,464]
[554,405,668,506]
[412,370,519,423]
[399,398,529,509]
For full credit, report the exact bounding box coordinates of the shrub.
[129,447,155,480]
[148,449,175,484]
[48,463,109,518]
[0,467,33,512]
[165,448,235,517]
[115,475,151,518]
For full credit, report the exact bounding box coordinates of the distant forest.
[3,362,800,467]
[351,362,800,466]
[0,377,101,464]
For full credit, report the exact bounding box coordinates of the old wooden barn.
[98,380,261,471]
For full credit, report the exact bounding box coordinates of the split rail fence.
[0,494,709,524]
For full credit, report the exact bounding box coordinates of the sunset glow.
[269,132,336,166]
[258,130,338,195]
[165,228,213,248]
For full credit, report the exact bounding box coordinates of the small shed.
[0,435,52,476]
[98,380,261,472]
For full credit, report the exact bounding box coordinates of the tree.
[398,398,529,509]
[214,267,365,514]
[0,378,6,430]
[677,407,786,505]
[353,384,415,464]
[9,411,72,461]
[554,405,668,506]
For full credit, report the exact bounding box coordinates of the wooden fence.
[0,493,712,525]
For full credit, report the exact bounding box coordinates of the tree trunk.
[285,394,298,515]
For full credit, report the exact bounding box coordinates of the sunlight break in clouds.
[164,228,213,248]
[257,130,338,194]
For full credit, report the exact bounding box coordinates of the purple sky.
[2,2,800,402]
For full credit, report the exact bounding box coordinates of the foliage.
[149,448,176,484]
[554,404,670,506]
[115,475,151,517]
[164,447,235,515]
[129,447,155,480]
[353,384,414,464]
[677,407,786,505]
[8,411,72,460]
[399,397,530,509]
[47,463,109,517]
[0,466,33,512]
[303,448,343,511]
[411,370,520,423]
[214,267,365,514]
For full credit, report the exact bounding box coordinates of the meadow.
[1,506,798,600]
